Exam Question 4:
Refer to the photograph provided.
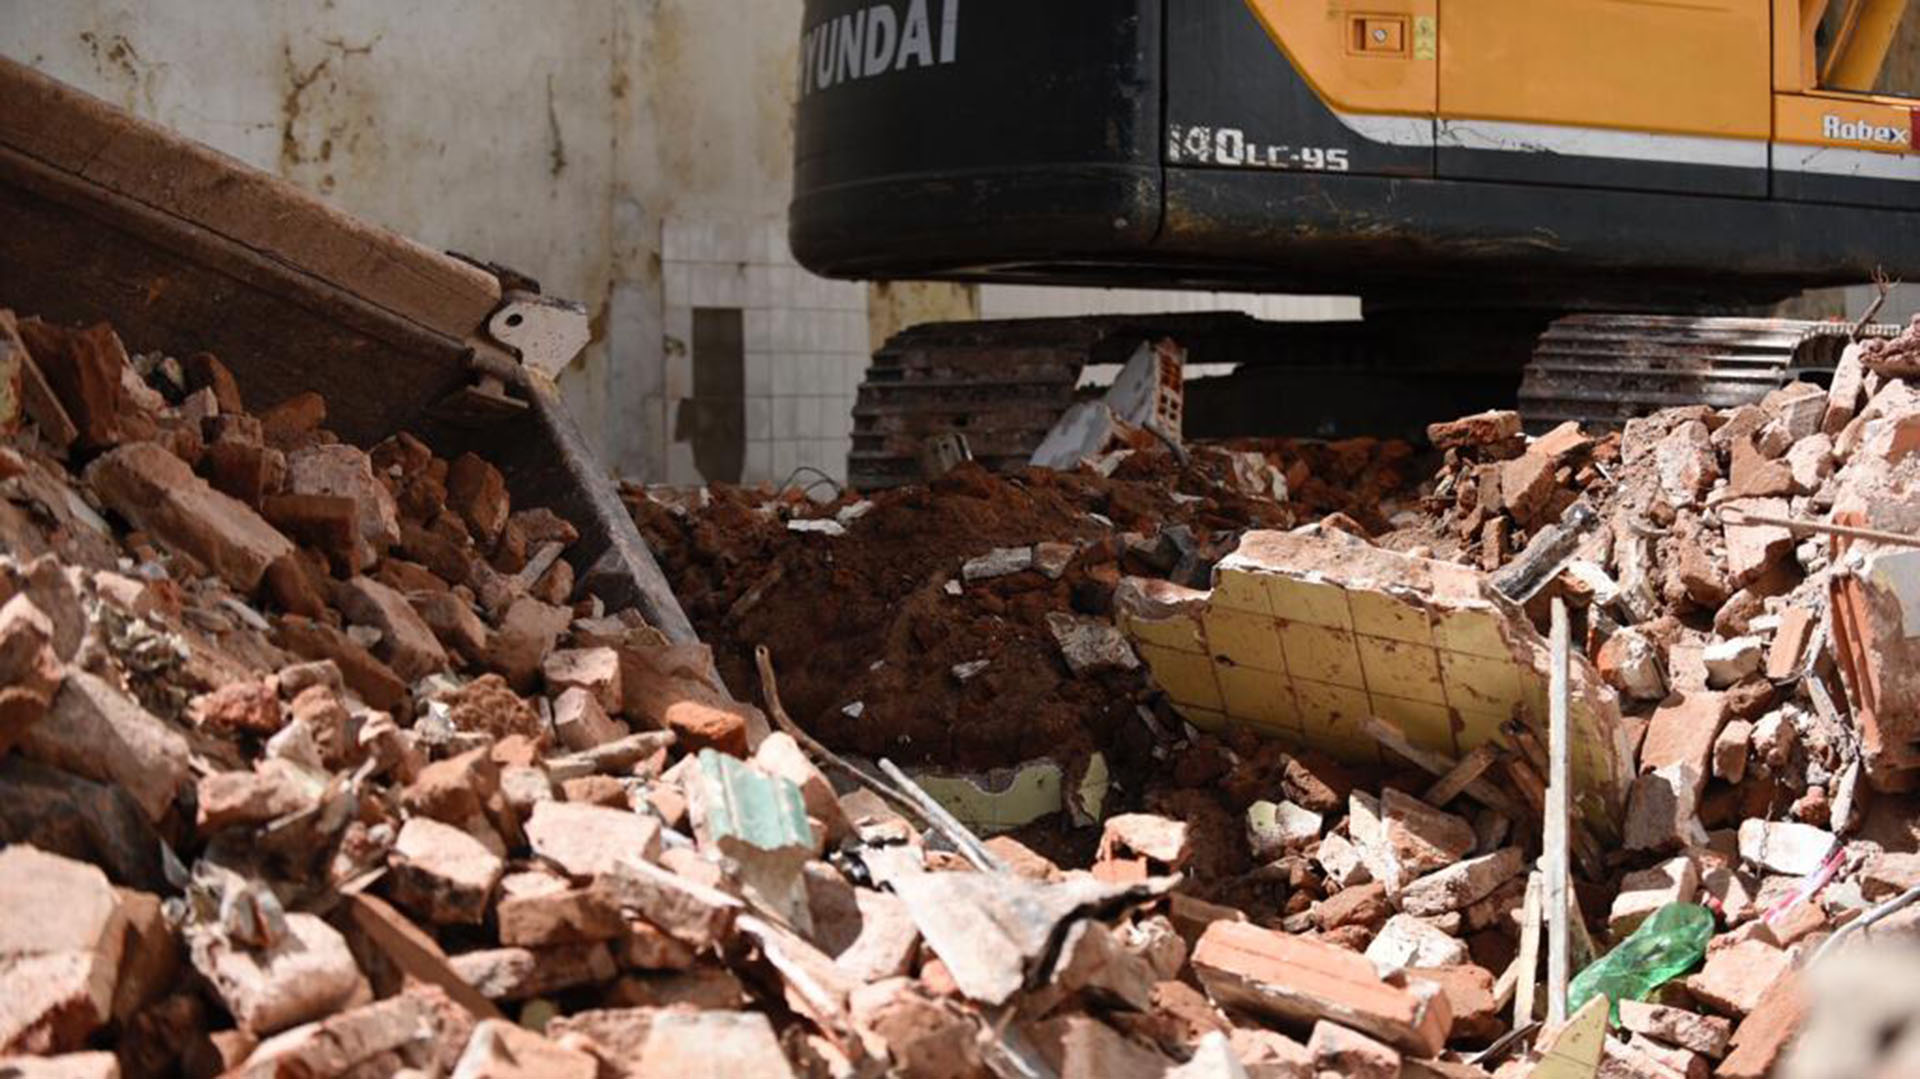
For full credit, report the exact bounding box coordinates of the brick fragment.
[1716,975,1804,1078]
[1406,964,1500,1044]
[188,912,362,1035]
[25,671,189,822]
[189,679,282,735]
[1191,920,1451,1058]
[603,856,742,950]
[286,443,400,568]
[0,847,126,1054]
[544,646,624,714]
[1624,764,1708,853]
[1685,939,1790,1018]
[448,453,510,545]
[335,575,449,682]
[495,871,625,946]
[1609,856,1699,937]
[1307,1020,1401,1079]
[449,943,616,1001]
[1427,410,1520,449]
[1618,999,1731,1059]
[1398,847,1526,917]
[17,320,132,450]
[225,993,425,1079]
[389,816,504,925]
[526,800,663,878]
[87,441,294,591]
[1381,787,1475,877]
[550,1008,796,1079]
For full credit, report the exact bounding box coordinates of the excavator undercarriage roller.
[847,311,1900,490]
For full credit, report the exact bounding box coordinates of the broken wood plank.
[1359,715,1523,818]
[1545,596,1572,1027]
[344,892,504,1022]
[1513,871,1544,1028]
[1423,743,1502,808]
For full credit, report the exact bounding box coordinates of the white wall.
[0,1,1358,487]
[0,0,831,484]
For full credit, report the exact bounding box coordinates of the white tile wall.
[654,221,1368,489]
[660,212,872,487]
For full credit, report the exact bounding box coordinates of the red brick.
[1191,920,1451,1057]
[1715,976,1804,1079]
[17,320,132,451]
[87,442,295,592]
[448,452,510,545]
[1639,692,1727,780]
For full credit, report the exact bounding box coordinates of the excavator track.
[848,312,1901,490]
[848,314,1305,491]
[1518,314,1898,430]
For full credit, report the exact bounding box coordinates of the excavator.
[792,0,1920,488]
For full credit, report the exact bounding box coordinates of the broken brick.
[1191,920,1450,1057]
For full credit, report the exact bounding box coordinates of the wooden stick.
[1424,743,1502,807]
[1359,716,1524,817]
[753,644,924,823]
[1720,508,1920,549]
[1545,597,1573,1026]
[1513,871,1544,1028]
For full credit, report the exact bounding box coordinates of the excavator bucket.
[0,57,693,641]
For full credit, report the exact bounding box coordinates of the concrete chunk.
[1398,847,1525,916]
[1365,913,1468,970]
[1736,819,1835,875]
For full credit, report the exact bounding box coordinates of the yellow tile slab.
[1375,695,1458,757]
[1440,649,1526,713]
[1137,644,1222,711]
[1122,610,1206,654]
[1172,707,1226,733]
[1431,606,1513,659]
[1295,679,1381,764]
[1265,573,1353,630]
[1277,621,1365,689]
[1356,635,1447,704]
[1218,663,1303,731]
[1205,608,1287,673]
[1211,568,1272,616]
[1455,707,1511,751]
[1350,589,1434,644]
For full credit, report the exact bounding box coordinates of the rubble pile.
[4,293,1920,1079]
[625,348,1920,1077]
[628,437,1421,775]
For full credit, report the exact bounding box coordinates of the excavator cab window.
[1811,0,1920,97]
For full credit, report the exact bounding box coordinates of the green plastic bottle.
[1566,901,1715,1022]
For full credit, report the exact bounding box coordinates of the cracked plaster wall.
[0,0,810,482]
